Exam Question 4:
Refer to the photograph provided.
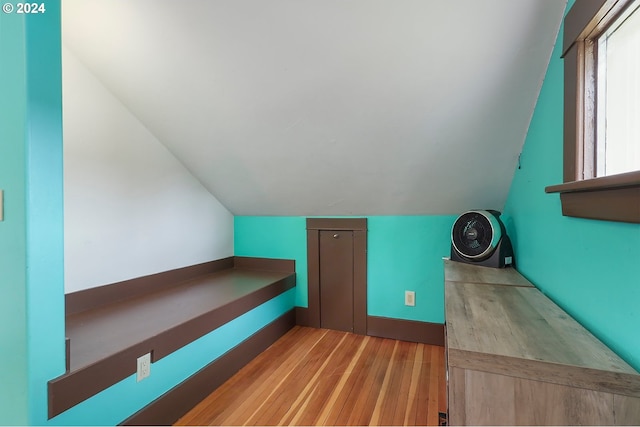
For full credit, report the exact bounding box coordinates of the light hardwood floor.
[176,326,446,426]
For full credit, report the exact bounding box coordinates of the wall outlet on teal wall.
[404,290,416,307]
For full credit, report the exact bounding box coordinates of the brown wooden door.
[319,230,354,332]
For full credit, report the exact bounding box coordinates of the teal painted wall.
[235,216,455,324]
[235,217,309,307]
[0,9,30,425]
[503,2,640,371]
[0,4,66,425]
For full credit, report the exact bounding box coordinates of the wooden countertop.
[444,259,640,397]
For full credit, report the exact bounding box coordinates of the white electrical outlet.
[405,290,415,307]
[137,353,151,382]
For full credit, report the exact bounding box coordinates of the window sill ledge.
[545,171,640,223]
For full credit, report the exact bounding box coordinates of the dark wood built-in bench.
[48,256,296,419]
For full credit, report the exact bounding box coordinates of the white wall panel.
[62,46,233,293]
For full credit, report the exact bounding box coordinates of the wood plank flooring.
[176,326,446,426]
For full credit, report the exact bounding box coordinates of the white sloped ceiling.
[62,0,566,216]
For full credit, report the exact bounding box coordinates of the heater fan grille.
[451,210,501,260]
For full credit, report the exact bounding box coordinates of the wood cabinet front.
[444,259,640,426]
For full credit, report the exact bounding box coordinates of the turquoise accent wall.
[503,2,640,371]
[0,9,30,426]
[235,216,455,324]
[367,216,456,323]
[235,216,309,306]
[0,4,66,425]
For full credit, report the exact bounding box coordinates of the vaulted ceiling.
[62,0,566,216]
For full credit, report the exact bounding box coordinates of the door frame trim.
[306,218,368,335]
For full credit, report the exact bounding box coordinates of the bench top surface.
[67,268,293,370]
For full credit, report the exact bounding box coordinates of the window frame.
[545,0,640,223]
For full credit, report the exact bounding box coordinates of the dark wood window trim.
[546,0,640,223]
[306,218,367,335]
[546,170,640,223]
